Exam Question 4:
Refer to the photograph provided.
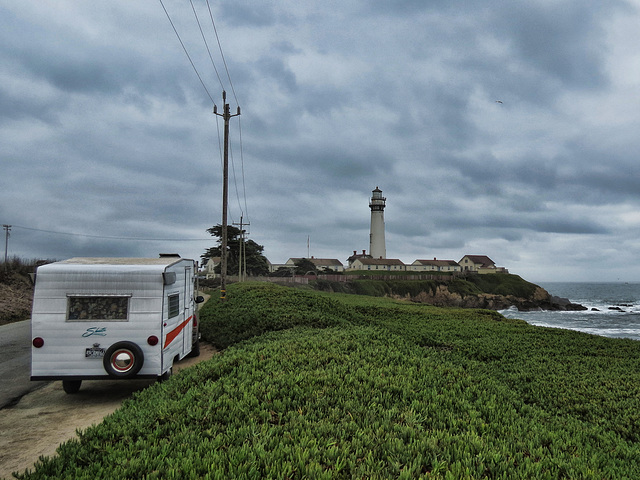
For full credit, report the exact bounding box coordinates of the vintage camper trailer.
[30,256,204,393]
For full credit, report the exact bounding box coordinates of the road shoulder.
[0,341,217,479]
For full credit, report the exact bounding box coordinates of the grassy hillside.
[313,273,542,304]
[13,283,640,479]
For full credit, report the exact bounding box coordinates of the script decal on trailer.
[82,326,107,337]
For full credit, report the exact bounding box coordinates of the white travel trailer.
[30,256,204,393]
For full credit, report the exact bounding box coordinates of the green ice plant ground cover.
[13,282,640,479]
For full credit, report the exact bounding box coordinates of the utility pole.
[233,216,250,282]
[2,225,10,272]
[213,91,240,300]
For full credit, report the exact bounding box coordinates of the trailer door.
[163,288,183,370]
[183,266,194,353]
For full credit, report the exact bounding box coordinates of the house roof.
[57,257,182,266]
[288,257,344,266]
[354,258,405,266]
[461,255,495,267]
[310,258,344,267]
[202,257,221,264]
[414,259,460,267]
[347,250,371,262]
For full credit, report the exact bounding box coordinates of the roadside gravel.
[0,341,217,479]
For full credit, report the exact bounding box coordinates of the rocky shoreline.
[400,285,588,312]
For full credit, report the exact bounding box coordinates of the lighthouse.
[369,186,386,259]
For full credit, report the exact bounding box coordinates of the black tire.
[62,380,82,394]
[187,339,201,358]
[103,341,144,378]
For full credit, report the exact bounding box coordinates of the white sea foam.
[500,282,640,341]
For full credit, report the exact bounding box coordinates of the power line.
[213,109,237,226]
[238,117,249,223]
[189,0,225,91]
[201,3,247,222]
[229,136,244,219]
[10,225,210,242]
[157,2,248,236]
[206,0,239,105]
[159,0,215,104]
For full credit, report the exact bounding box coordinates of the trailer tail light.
[147,335,159,346]
[33,337,44,348]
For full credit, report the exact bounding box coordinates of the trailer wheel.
[103,341,144,378]
[62,380,82,394]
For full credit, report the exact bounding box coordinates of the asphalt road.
[0,320,48,409]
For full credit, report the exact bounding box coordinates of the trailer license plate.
[85,347,105,358]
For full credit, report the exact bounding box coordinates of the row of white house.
[201,253,507,278]
[276,254,506,274]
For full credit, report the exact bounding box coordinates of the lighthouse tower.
[369,186,386,259]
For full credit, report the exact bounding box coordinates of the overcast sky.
[2,1,640,283]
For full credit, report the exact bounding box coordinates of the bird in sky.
[495,100,503,104]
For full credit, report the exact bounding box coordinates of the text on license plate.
[85,347,105,358]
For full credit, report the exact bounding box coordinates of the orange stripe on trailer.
[164,315,193,349]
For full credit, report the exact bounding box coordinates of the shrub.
[464,273,539,298]
[17,325,640,479]
[0,256,54,283]
[198,282,363,349]
[16,285,640,479]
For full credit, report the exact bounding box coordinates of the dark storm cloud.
[219,1,279,27]
[3,1,640,281]
[494,2,614,90]
[444,153,561,196]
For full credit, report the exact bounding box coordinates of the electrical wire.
[213,112,236,226]
[238,116,249,223]
[229,138,244,219]
[199,0,247,226]
[159,0,215,105]
[158,0,247,229]
[10,225,210,242]
[206,0,239,105]
[189,0,225,92]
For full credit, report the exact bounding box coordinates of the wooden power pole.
[2,224,10,272]
[233,216,250,282]
[213,91,240,300]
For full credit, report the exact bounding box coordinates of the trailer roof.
[56,257,188,266]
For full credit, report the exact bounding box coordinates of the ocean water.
[500,282,640,341]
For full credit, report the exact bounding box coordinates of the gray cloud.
[2,0,640,282]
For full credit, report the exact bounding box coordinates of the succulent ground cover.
[13,282,640,479]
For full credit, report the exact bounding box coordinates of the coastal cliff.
[313,274,587,311]
[405,284,586,311]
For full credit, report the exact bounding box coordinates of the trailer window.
[67,296,129,321]
[168,293,180,319]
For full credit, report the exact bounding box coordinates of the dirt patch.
[0,342,218,479]
[0,273,33,326]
